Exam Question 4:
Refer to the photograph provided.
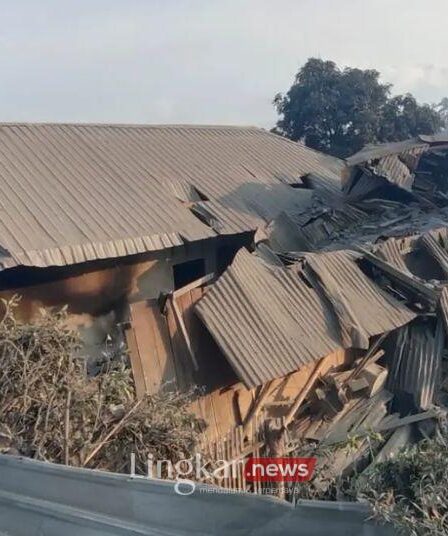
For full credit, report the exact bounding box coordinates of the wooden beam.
[359,247,439,307]
[125,326,145,400]
[375,409,439,433]
[172,273,214,300]
[284,357,328,427]
[343,332,388,387]
[242,381,276,434]
[170,295,199,370]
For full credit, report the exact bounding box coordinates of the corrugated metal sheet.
[0,123,343,269]
[418,132,448,145]
[371,153,415,190]
[344,171,384,200]
[346,139,428,167]
[388,319,443,410]
[303,173,344,202]
[439,286,448,332]
[304,250,416,346]
[373,237,414,275]
[195,248,342,387]
[346,140,436,191]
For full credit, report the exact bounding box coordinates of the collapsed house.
[0,123,344,436]
[2,123,448,501]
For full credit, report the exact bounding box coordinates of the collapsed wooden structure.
[123,133,448,495]
[1,124,448,497]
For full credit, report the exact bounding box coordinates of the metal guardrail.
[0,455,395,535]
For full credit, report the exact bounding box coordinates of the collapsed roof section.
[0,123,343,270]
[303,250,416,348]
[195,247,415,388]
[195,248,342,387]
[344,133,448,201]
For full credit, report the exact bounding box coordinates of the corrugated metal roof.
[195,248,342,387]
[388,319,443,410]
[347,145,427,191]
[346,139,428,167]
[418,132,448,145]
[304,250,416,347]
[439,286,448,332]
[345,137,448,191]
[370,153,416,190]
[0,123,343,269]
[373,237,414,275]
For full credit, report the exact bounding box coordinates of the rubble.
[188,136,448,528]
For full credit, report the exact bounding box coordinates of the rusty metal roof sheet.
[195,248,342,387]
[304,250,416,346]
[388,319,443,410]
[0,123,343,269]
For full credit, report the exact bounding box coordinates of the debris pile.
[0,297,201,474]
[183,135,448,534]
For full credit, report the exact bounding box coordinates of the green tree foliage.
[274,58,445,158]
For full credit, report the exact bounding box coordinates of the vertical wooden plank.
[198,392,219,442]
[239,426,246,492]
[150,302,177,389]
[125,326,145,400]
[170,295,198,370]
[211,389,234,440]
[165,299,195,391]
[129,301,162,394]
[235,428,241,491]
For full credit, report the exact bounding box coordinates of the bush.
[0,297,201,474]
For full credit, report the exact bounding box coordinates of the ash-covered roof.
[195,248,415,387]
[0,123,344,270]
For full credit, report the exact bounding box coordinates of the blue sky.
[0,0,446,127]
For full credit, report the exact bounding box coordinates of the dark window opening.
[173,258,206,289]
[216,234,254,275]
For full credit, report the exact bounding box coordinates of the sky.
[0,0,447,127]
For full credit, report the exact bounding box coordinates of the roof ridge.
[0,122,262,131]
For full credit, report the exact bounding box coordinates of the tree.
[273,59,445,158]
[437,97,448,129]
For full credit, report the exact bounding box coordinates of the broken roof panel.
[345,138,432,194]
[373,237,414,275]
[195,248,342,387]
[304,250,416,347]
[0,123,342,270]
[418,132,448,145]
[371,153,416,190]
[388,319,443,410]
[346,139,428,167]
